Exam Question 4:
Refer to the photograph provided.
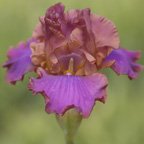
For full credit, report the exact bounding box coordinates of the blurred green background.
[0,0,144,144]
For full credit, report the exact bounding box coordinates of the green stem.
[65,133,74,144]
[56,109,82,144]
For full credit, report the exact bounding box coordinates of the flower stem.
[56,109,82,144]
[65,133,74,144]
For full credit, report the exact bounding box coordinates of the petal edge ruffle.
[104,48,143,79]
[3,39,35,84]
[29,69,108,118]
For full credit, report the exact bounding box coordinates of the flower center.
[64,58,74,75]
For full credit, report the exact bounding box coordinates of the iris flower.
[3,3,143,118]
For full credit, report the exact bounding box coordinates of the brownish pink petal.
[32,18,45,39]
[81,49,96,64]
[84,61,97,75]
[30,41,46,66]
[91,14,120,49]
[69,28,84,50]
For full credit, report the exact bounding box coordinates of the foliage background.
[0,0,144,144]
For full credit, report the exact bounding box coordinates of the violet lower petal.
[104,48,143,79]
[3,39,35,84]
[29,68,108,118]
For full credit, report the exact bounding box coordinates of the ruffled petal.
[104,48,143,79]
[91,14,120,49]
[3,39,35,84]
[44,3,66,37]
[29,69,108,118]
[32,19,45,39]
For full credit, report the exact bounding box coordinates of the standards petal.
[91,14,120,49]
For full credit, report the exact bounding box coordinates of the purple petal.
[29,69,108,118]
[104,48,143,79]
[3,39,35,84]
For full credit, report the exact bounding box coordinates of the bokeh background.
[0,0,144,144]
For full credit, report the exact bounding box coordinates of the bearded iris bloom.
[3,3,143,144]
[3,3,143,118]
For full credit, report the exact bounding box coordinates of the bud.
[56,108,82,144]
